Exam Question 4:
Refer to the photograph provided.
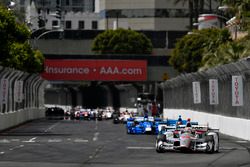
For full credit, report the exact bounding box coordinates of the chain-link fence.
[0,66,47,131]
[162,58,250,120]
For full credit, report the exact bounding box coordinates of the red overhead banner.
[41,59,147,81]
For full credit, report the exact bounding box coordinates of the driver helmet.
[186,118,191,127]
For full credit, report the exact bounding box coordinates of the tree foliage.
[92,28,153,54]
[0,5,44,73]
[169,28,232,73]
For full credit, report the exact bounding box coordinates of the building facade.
[17,0,99,30]
[97,0,220,31]
[15,0,221,31]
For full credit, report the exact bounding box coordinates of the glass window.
[66,0,70,6]
[78,21,85,29]
[65,21,72,29]
[72,0,83,6]
[92,21,98,30]
[72,7,83,12]
[20,0,25,5]
[104,9,189,18]
[52,20,59,26]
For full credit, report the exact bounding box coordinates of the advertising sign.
[0,79,9,104]
[192,81,201,104]
[209,79,219,105]
[42,59,147,81]
[14,80,23,103]
[232,76,243,106]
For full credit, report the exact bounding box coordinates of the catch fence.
[0,66,46,130]
[162,58,250,120]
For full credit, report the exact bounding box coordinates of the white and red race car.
[155,125,219,153]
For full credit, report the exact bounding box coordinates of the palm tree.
[201,41,250,70]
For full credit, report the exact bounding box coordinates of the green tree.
[169,28,231,73]
[0,0,9,6]
[0,5,44,73]
[91,28,153,54]
[201,42,241,70]
[221,0,250,30]
[201,40,250,70]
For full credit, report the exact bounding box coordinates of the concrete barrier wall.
[0,108,45,131]
[0,66,46,131]
[164,109,250,141]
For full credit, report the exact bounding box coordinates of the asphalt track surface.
[0,117,249,167]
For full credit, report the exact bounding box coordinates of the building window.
[20,0,25,5]
[52,20,59,28]
[78,21,85,29]
[92,0,95,12]
[92,21,98,29]
[66,0,70,6]
[65,20,72,29]
[52,20,59,26]
[72,0,83,6]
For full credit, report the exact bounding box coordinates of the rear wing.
[192,124,219,132]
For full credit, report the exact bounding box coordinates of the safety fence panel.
[162,58,250,120]
[0,66,47,130]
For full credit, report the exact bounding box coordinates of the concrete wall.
[164,109,250,141]
[0,108,45,131]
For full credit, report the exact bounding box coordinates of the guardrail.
[0,66,47,131]
[162,58,250,140]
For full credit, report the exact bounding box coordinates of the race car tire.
[215,133,220,153]
[206,135,214,154]
[156,139,166,153]
[127,129,131,134]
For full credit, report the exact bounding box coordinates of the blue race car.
[126,116,155,134]
[126,116,198,135]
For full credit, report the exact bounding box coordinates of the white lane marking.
[0,152,5,155]
[44,122,60,132]
[9,145,24,151]
[22,137,37,143]
[95,119,98,130]
[10,139,20,142]
[220,146,246,150]
[236,140,248,143]
[48,139,62,143]
[0,139,10,143]
[93,132,99,141]
[74,139,89,143]
[126,146,155,150]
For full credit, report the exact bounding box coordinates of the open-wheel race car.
[155,124,219,153]
[126,116,155,134]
